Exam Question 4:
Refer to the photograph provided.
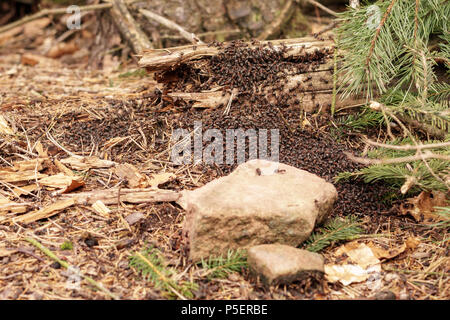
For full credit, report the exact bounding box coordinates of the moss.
[60,240,73,251]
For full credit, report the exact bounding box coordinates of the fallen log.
[139,36,369,113]
[139,37,334,71]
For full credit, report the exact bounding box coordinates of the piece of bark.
[0,202,32,215]
[168,90,238,109]
[0,170,47,183]
[61,188,180,205]
[60,156,115,170]
[110,0,152,54]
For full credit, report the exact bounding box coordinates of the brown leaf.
[125,212,145,225]
[399,191,449,223]
[367,242,407,260]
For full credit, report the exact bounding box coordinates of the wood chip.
[114,163,148,188]
[60,156,116,170]
[38,173,85,192]
[12,198,75,224]
[92,200,111,217]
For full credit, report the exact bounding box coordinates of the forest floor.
[0,1,448,300]
[0,52,448,300]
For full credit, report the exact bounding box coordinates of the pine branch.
[304,216,363,253]
[199,249,248,279]
[430,206,450,229]
[366,0,398,67]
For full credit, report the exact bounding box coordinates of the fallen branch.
[344,151,450,165]
[139,37,334,71]
[61,188,180,205]
[304,0,339,17]
[139,9,204,45]
[364,139,450,151]
[110,0,152,54]
[369,100,449,191]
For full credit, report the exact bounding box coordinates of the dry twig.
[139,9,204,45]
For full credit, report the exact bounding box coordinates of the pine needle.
[304,216,363,252]
[199,249,248,279]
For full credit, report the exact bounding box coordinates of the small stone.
[375,290,396,300]
[247,244,324,286]
[125,212,145,225]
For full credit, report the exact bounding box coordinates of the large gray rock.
[248,244,324,285]
[178,159,337,262]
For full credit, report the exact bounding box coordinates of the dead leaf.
[405,237,421,250]
[367,242,407,260]
[21,53,62,68]
[399,191,449,223]
[125,212,145,225]
[325,264,381,286]
[325,242,381,286]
